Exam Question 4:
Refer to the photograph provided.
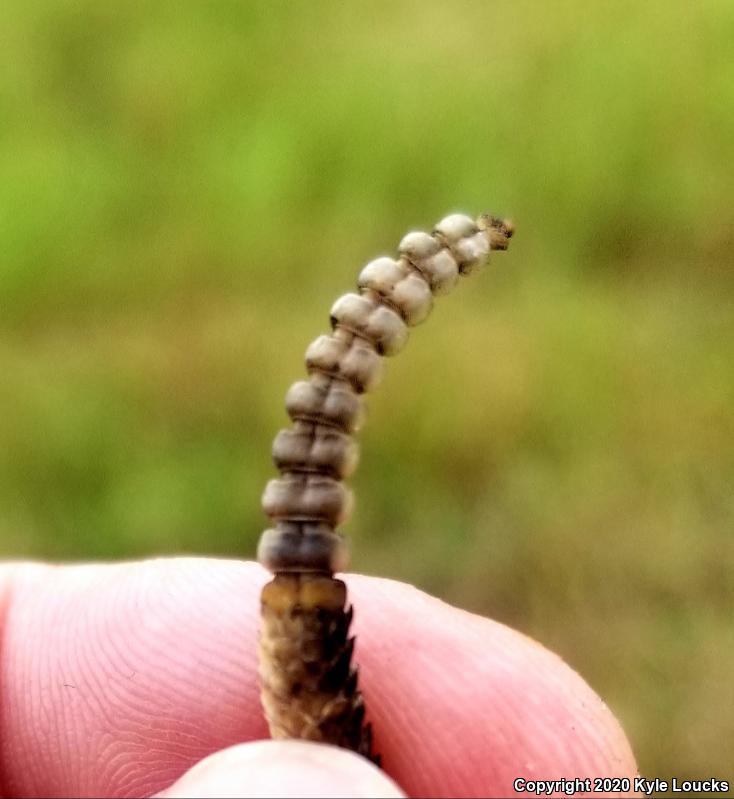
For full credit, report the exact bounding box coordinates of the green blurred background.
[1,0,732,787]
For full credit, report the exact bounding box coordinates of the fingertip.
[1,560,637,798]
[156,740,405,799]
[346,575,638,796]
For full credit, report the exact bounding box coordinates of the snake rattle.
[256,211,514,763]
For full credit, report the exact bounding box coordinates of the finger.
[0,559,637,798]
[0,559,268,799]
[357,579,639,798]
[156,740,404,798]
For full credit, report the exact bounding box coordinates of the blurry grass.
[1,0,733,785]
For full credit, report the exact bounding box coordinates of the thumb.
[156,740,406,799]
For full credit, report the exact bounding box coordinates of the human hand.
[0,558,637,797]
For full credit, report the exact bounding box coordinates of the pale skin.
[0,558,638,798]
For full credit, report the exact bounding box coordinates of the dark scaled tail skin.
[259,574,378,763]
